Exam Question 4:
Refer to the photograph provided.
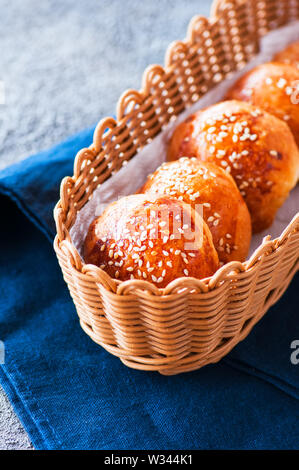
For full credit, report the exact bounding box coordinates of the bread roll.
[226,62,299,147]
[168,100,299,232]
[141,158,251,263]
[84,194,219,287]
[274,41,299,69]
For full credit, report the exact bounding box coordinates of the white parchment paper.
[71,21,299,259]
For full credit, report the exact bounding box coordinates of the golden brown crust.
[226,62,299,148]
[84,194,219,287]
[167,100,299,233]
[274,41,299,69]
[141,158,251,264]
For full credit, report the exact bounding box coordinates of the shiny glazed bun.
[226,62,299,147]
[141,158,251,264]
[84,194,219,287]
[274,41,299,69]
[167,100,299,233]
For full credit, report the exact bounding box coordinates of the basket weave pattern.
[54,0,299,375]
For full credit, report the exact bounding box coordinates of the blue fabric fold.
[0,127,94,241]
[0,129,298,450]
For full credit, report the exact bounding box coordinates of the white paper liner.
[70,21,299,260]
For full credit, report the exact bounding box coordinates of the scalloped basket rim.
[53,0,299,297]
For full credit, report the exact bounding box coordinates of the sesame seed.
[219,131,228,139]
[184,269,189,276]
[277,78,287,89]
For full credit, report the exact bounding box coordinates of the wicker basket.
[54,0,299,375]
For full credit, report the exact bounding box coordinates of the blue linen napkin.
[0,129,298,450]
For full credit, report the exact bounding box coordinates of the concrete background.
[0,0,213,449]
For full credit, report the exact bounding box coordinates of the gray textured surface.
[0,0,212,449]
